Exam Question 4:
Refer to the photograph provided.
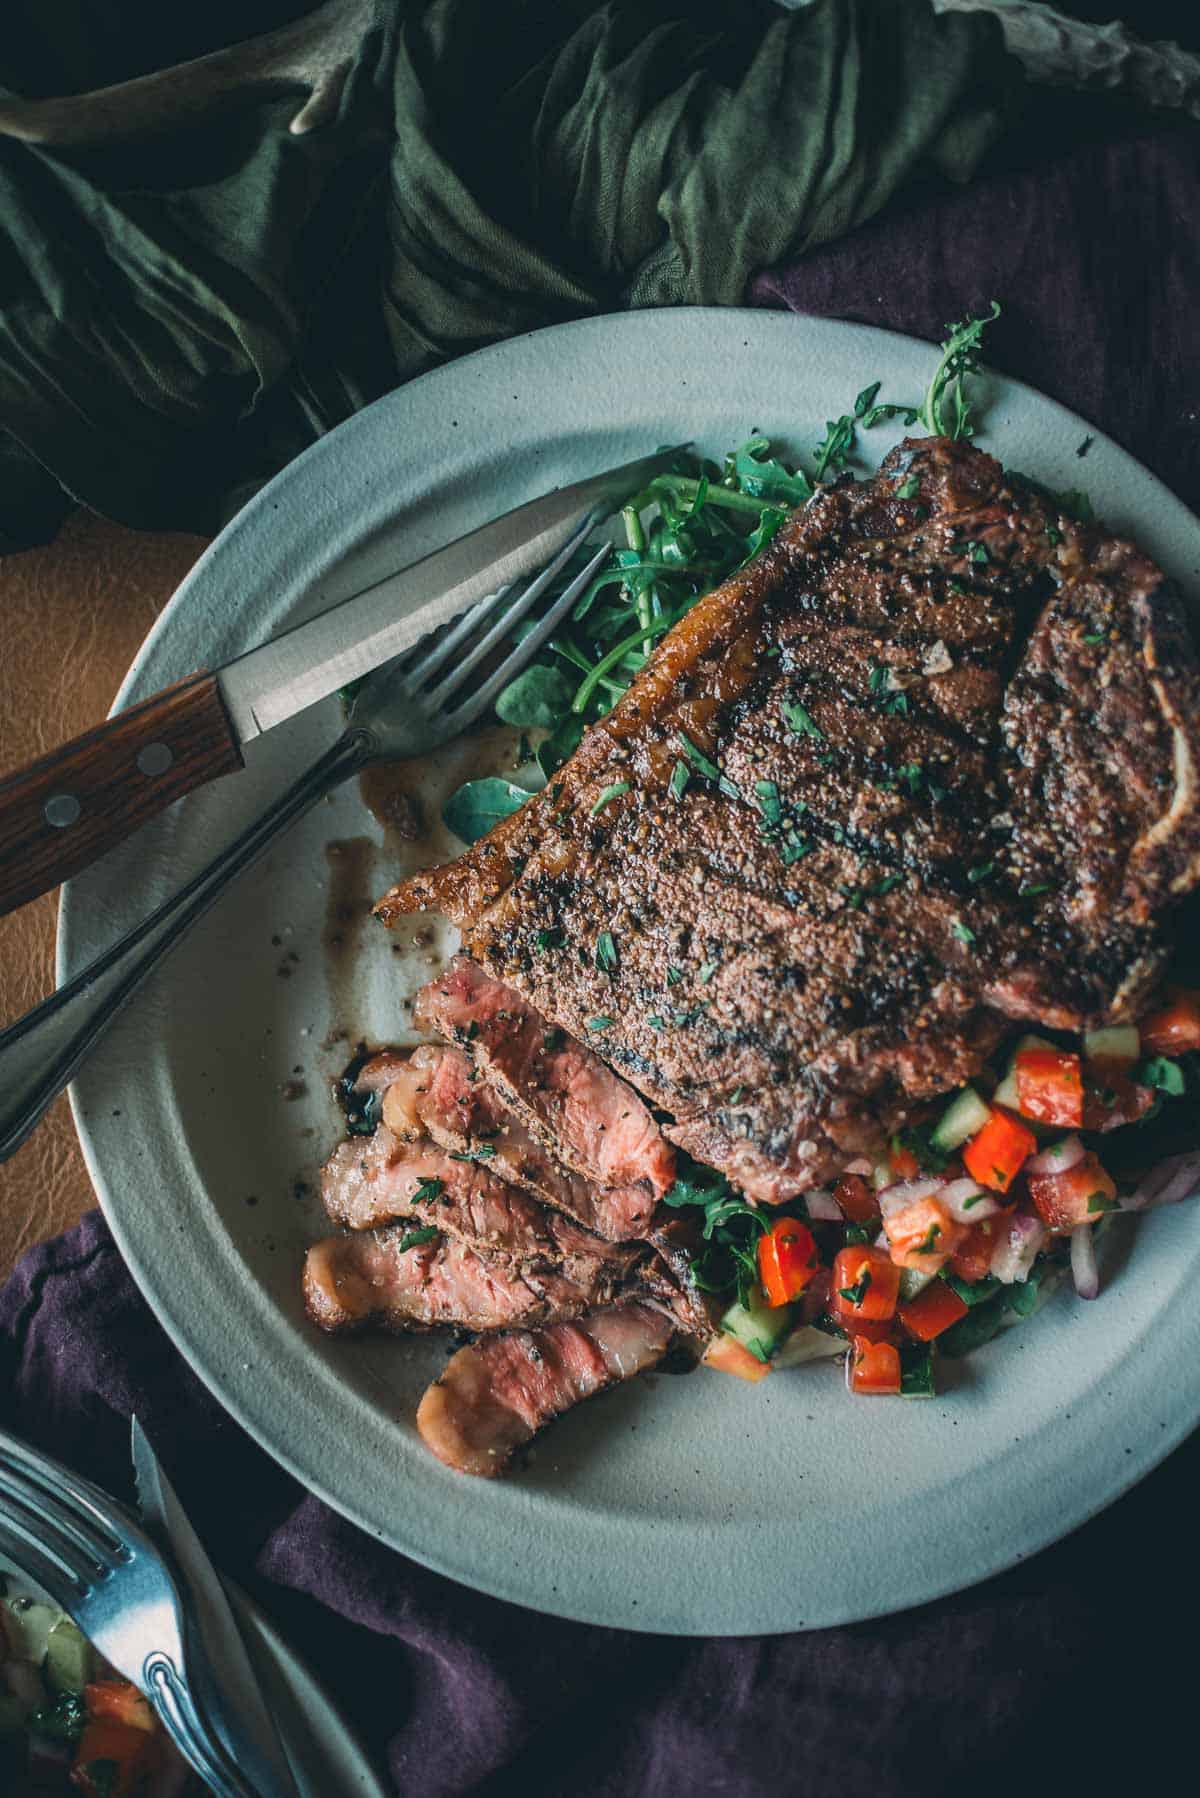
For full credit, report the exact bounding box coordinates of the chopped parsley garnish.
[781,696,824,740]
[961,1192,984,1210]
[676,730,741,799]
[409,1178,445,1206]
[666,966,684,985]
[755,779,782,825]
[1020,881,1055,898]
[534,927,564,951]
[729,1085,746,1104]
[965,539,989,565]
[1082,630,1106,646]
[868,662,889,695]
[967,862,995,884]
[870,873,906,898]
[587,1016,615,1032]
[699,960,719,984]
[916,1223,943,1255]
[398,1225,440,1252]
[669,759,690,800]
[897,762,923,792]
[594,931,619,972]
[952,919,976,944]
[779,831,812,865]
[1076,434,1094,458]
[542,1027,563,1053]
[450,1145,496,1163]
[671,1003,709,1028]
[837,1272,873,1307]
[591,780,630,816]
[896,474,921,500]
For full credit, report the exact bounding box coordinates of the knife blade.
[131,1417,300,1798]
[217,444,683,742]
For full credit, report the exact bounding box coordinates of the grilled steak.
[378,1042,645,1240]
[414,958,674,1233]
[416,1302,674,1477]
[379,437,1200,1203]
[303,1225,628,1335]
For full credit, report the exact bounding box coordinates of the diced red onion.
[1070,1224,1100,1299]
[1121,1152,1200,1213]
[3,1657,47,1713]
[843,1157,874,1177]
[878,1178,942,1218]
[803,1186,844,1222]
[1026,1134,1085,1177]
[874,1230,889,1250]
[938,1176,998,1223]
[989,1212,1047,1284]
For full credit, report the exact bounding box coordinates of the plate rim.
[60,305,1200,1636]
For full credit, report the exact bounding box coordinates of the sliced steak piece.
[413,958,675,1232]
[303,1226,623,1336]
[320,1122,640,1289]
[378,437,1200,1202]
[378,1042,641,1242]
[415,1302,673,1477]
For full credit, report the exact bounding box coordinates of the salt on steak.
[378,437,1200,1205]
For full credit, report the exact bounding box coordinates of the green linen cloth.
[0,0,1017,549]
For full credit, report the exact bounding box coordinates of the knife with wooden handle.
[0,447,677,917]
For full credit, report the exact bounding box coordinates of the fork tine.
[0,1459,118,1574]
[448,541,613,730]
[402,585,515,688]
[1,1440,127,1557]
[0,1513,82,1605]
[0,1475,96,1595]
[423,515,597,711]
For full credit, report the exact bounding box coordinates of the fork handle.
[146,1653,265,1798]
[0,728,371,1162]
[0,671,243,917]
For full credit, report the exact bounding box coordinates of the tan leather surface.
[0,513,207,1279]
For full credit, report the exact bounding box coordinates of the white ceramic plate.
[0,1557,386,1796]
[59,310,1200,1636]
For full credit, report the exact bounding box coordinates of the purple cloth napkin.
[4,116,1198,1798]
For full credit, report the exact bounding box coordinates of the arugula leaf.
[443,777,532,844]
[591,780,630,816]
[676,731,741,800]
[409,1179,444,1207]
[781,696,823,740]
[731,437,814,506]
[916,301,1001,439]
[495,662,574,728]
[536,710,585,779]
[595,931,619,972]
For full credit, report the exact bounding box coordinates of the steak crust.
[379,438,1200,1201]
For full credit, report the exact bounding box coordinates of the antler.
[0,0,386,145]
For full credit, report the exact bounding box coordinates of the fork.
[0,527,610,1161]
[0,1426,265,1795]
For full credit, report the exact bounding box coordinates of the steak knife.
[0,446,680,916]
[131,1417,301,1798]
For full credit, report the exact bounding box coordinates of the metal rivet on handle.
[44,794,81,828]
[137,743,173,777]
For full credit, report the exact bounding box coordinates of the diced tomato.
[757,1217,818,1308]
[888,1141,921,1181]
[1015,1047,1084,1128]
[831,1245,900,1324]
[962,1107,1038,1192]
[84,1682,155,1733]
[71,1719,158,1796]
[833,1172,878,1225]
[848,1336,901,1395]
[1082,1071,1155,1133]
[950,1217,1003,1283]
[1139,990,1200,1056]
[883,1196,966,1271]
[703,1335,771,1383]
[899,1280,970,1342]
[1027,1151,1118,1233]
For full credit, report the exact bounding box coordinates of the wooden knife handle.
[0,672,243,916]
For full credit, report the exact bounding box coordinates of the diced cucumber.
[992,1067,1019,1111]
[1084,1024,1139,1066]
[930,1085,991,1153]
[898,1264,937,1303]
[870,1158,892,1193]
[899,1342,936,1398]
[772,1324,847,1369]
[4,1600,58,1666]
[719,1288,794,1363]
[44,1617,93,1695]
